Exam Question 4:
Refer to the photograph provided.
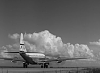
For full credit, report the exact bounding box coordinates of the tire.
[44,63,48,68]
[23,63,28,68]
[25,63,28,68]
[46,64,48,68]
[41,64,43,68]
[23,63,25,68]
[41,63,49,68]
[44,64,46,68]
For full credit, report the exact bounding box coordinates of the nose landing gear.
[23,62,28,68]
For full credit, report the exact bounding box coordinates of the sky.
[1,0,100,67]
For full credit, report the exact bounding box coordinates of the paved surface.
[0,67,82,73]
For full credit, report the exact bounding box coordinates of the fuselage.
[19,52,46,64]
[19,33,46,65]
[26,53,45,58]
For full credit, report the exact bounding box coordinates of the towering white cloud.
[90,39,100,45]
[74,44,94,58]
[0,30,94,59]
[65,43,94,58]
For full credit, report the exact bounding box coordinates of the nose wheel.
[23,63,28,68]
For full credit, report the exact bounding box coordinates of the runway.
[0,67,85,73]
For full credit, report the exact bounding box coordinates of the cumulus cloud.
[65,43,94,58]
[0,44,21,58]
[0,46,12,58]
[0,30,94,60]
[90,39,100,45]
[9,33,20,40]
[74,44,94,58]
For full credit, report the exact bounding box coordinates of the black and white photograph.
[0,0,100,73]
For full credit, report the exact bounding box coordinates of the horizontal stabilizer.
[4,52,19,53]
[4,51,43,53]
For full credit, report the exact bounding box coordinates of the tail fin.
[20,33,24,48]
[20,33,26,52]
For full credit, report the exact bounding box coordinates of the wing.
[58,57,87,61]
[0,58,13,60]
[56,57,87,63]
[0,57,25,62]
[40,57,87,63]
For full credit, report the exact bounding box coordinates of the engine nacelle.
[11,60,17,63]
[57,61,62,63]
[11,57,18,63]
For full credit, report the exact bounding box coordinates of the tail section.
[20,33,27,52]
[4,33,41,53]
[20,33,24,50]
[4,33,26,53]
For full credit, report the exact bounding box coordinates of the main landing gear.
[41,63,49,68]
[23,62,28,68]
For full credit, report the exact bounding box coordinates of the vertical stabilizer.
[20,33,24,45]
[20,33,26,52]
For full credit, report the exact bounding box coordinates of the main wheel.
[41,63,45,68]
[25,63,28,68]
[44,63,48,68]
[41,65,43,68]
[46,64,48,68]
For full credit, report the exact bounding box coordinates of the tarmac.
[0,67,84,73]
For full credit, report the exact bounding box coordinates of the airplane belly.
[24,56,37,64]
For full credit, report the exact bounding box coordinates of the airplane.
[0,33,87,68]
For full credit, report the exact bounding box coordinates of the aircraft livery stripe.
[20,44,24,45]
